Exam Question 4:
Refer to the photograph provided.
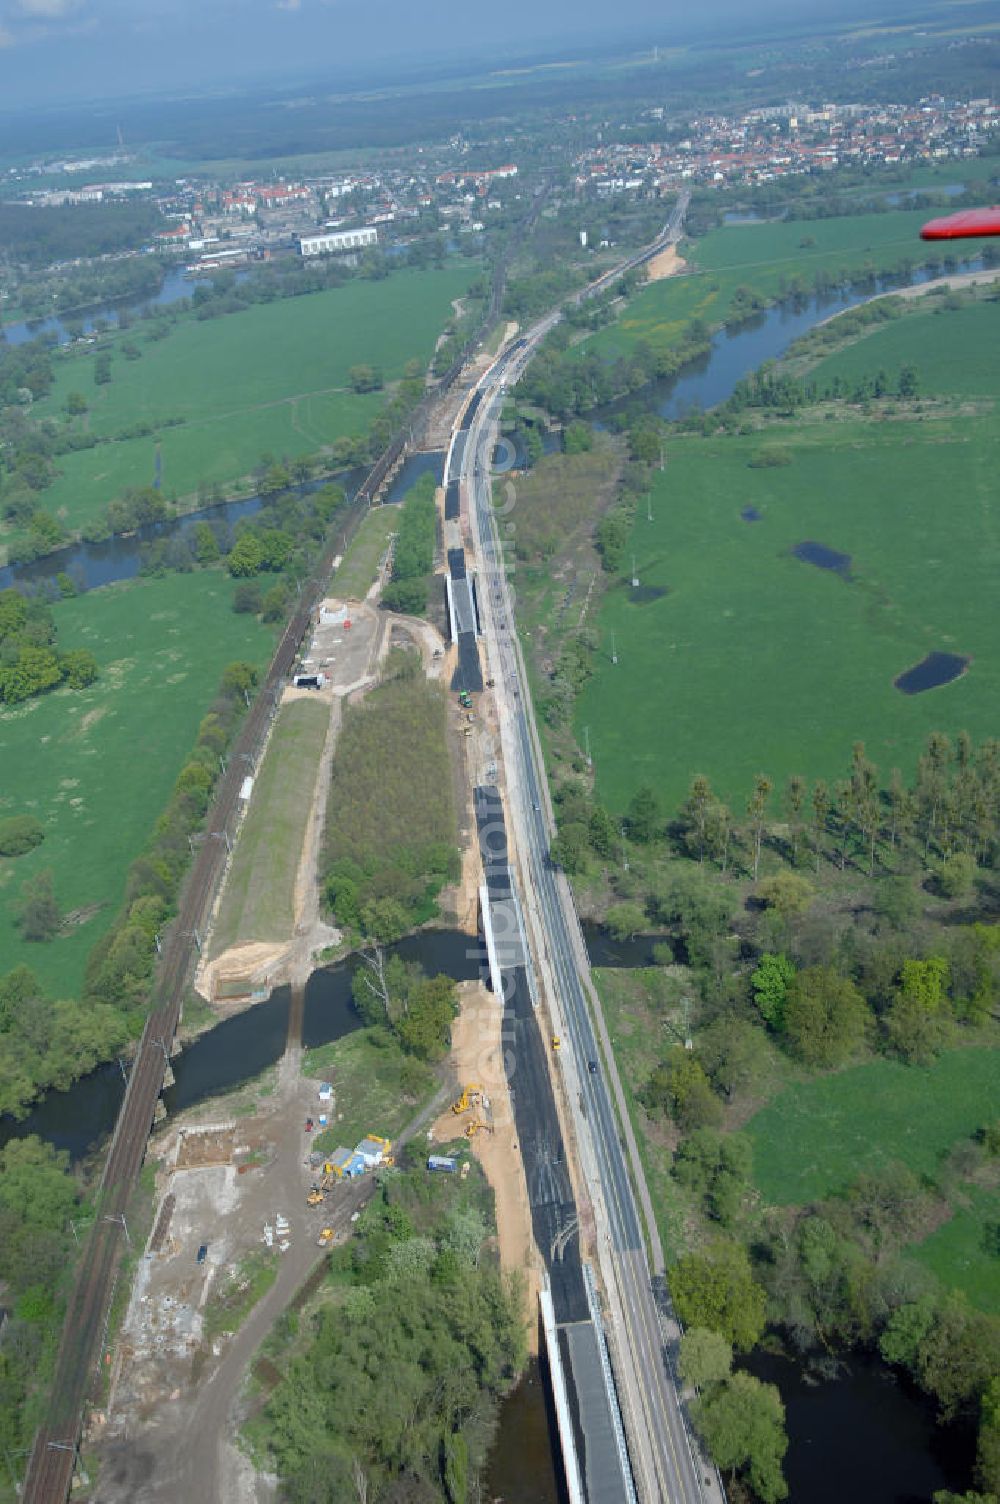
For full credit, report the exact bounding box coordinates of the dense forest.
[0,202,163,270]
[252,1165,525,1503]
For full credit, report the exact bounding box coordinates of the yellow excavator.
[451,1083,482,1116]
[317,1227,336,1248]
[307,1187,325,1207]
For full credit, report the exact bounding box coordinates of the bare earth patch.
[431,981,542,1350]
[645,245,687,282]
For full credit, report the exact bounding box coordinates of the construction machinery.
[458,690,472,709]
[306,1187,325,1207]
[316,1227,336,1248]
[465,1119,494,1139]
[551,1035,562,1051]
[451,1084,482,1116]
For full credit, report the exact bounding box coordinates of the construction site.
[85,365,564,1498]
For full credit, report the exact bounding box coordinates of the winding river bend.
[5,255,989,1499]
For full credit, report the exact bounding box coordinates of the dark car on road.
[196,1243,208,1264]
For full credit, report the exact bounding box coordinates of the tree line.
[0,1135,87,1485]
[0,587,98,706]
[382,472,437,615]
[259,1166,525,1503]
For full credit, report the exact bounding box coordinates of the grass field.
[332,506,397,599]
[746,1048,1000,1206]
[910,1183,1000,1314]
[12,265,473,548]
[308,1028,437,1153]
[0,573,273,997]
[325,673,456,870]
[802,293,1000,399]
[209,697,330,958]
[593,966,703,1261]
[576,298,1000,814]
[580,205,956,363]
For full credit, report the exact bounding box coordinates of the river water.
[5,248,986,1498]
[1,265,204,347]
[0,447,445,595]
[637,254,985,424]
[4,254,983,598]
[0,926,480,1163]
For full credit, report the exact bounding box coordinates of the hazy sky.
[0,0,919,112]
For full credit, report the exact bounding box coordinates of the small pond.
[894,651,970,695]
[792,540,853,578]
[581,921,673,968]
[627,584,668,604]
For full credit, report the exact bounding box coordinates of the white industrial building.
[298,226,378,257]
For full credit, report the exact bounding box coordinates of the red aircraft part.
[920,206,1000,240]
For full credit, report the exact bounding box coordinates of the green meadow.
[802,292,1000,399]
[746,1046,1000,1313]
[0,573,273,997]
[576,297,1000,815]
[210,697,330,957]
[19,265,473,543]
[580,205,953,362]
[911,1183,1000,1315]
[746,1049,1000,1207]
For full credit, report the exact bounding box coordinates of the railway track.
[23,177,560,1502]
[20,506,360,1504]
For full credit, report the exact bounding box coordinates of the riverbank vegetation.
[589,203,979,362]
[381,471,437,616]
[0,264,474,562]
[584,747,1000,1494]
[245,1164,526,1503]
[323,658,459,943]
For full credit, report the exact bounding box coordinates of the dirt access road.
[97,1036,449,1504]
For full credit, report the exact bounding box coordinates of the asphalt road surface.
[459,194,713,1504]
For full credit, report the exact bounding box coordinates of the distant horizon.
[0,0,960,116]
